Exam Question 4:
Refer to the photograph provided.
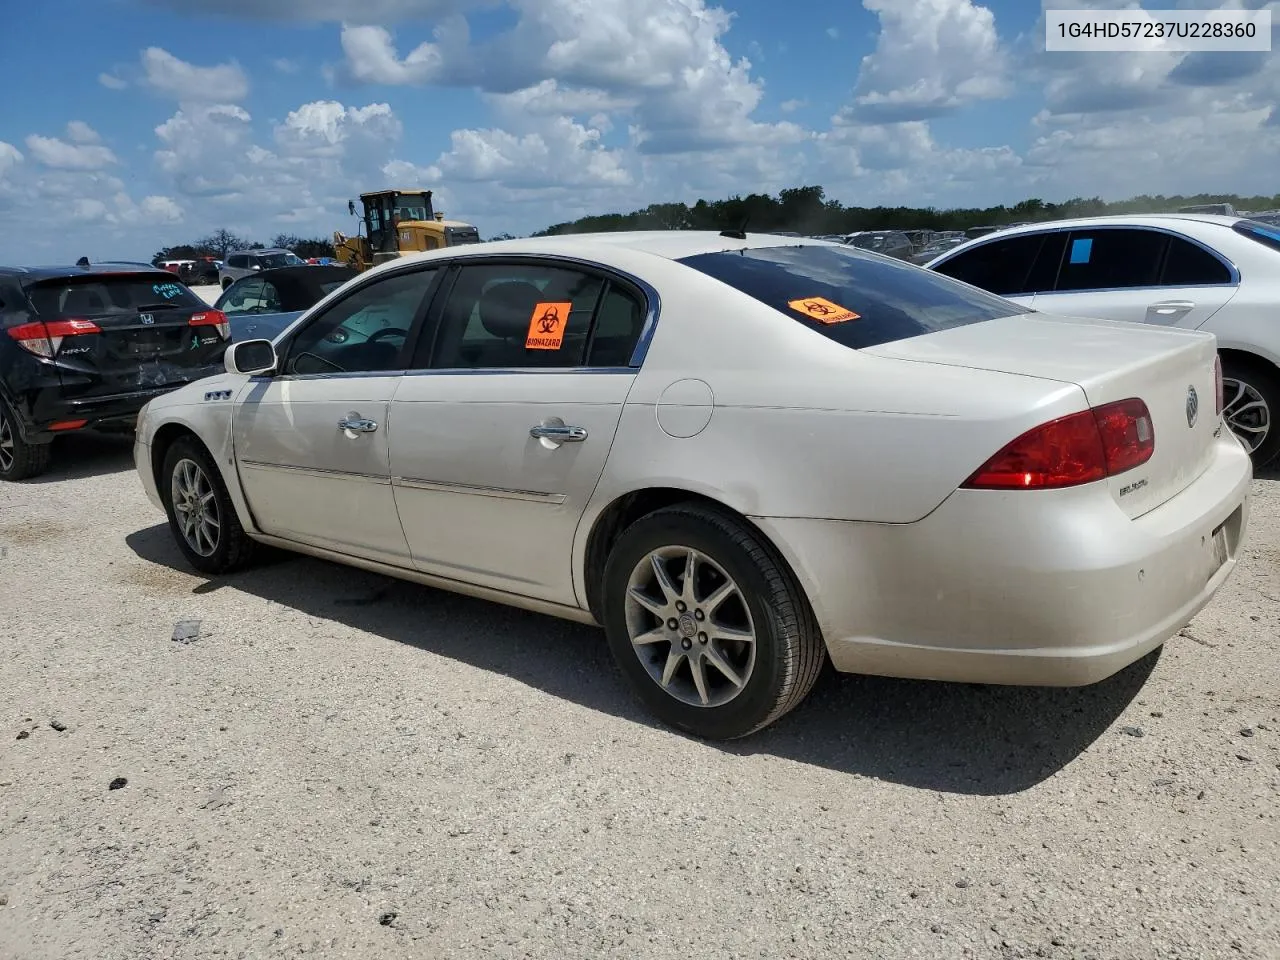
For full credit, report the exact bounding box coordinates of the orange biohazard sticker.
[788,296,860,325]
[525,301,572,350]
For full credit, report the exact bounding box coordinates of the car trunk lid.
[23,272,229,398]
[863,312,1223,518]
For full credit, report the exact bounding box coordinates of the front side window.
[677,244,1021,351]
[281,268,437,375]
[932,232,1063,296]
[1054,229,1167,292]
[422,262,641,369]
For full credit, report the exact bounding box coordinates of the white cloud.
[826,27,839,39]
[428,116,632,189]
[272,58,300,74]
[843,0,1011,123]
[24,134,119,171]
[780,99,806,114]
[141,47,250,102]
[340,23,449,85]
[0,142,22,178]
[98,72,128,91]
[65,121,101,145]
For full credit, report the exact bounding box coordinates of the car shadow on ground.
[125,523,1160,796]
[21,432,136,484]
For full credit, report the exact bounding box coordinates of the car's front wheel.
[601,503,826,740]
[0,400,51,482]
[1221,356,1280,468]
[160,437,256,574]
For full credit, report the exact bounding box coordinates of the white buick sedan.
[134,231,1252,740]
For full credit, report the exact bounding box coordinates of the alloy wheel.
[0,410,13,473]
[170,458,221,557]
[623,545,757,708]
[1222,376,1271,455]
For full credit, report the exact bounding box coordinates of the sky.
[0,0,1277,263]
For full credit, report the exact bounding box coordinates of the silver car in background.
[218,248,307,289]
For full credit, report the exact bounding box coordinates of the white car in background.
[927,214,1280,466]
[132,232,1250,740]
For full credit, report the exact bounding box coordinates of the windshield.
[28,273,207,317]
[393,194,432,221]
[259,253,305,268]
[677,244,1021,350]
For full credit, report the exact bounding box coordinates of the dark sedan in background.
[1,262,229,480]
[214,265,358,342]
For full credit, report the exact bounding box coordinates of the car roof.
[962,213,1245,240]
[463,230,841,261]
[0,263,169,281]
[228,248,294,257]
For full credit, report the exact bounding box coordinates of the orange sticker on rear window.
[526,301,572,350]
[788,297,860,324]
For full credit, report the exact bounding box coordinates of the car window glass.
[220,278,265,314]
[1160,236,1233,285]
[586,284,646,367]
[228,256,245,269]
[932,233,1051,296]
[424,263,605,369]
[678,244,1020,350]
[1054,229,1168,292]
[282,268,437,375]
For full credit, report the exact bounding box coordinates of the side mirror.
[250,263,261,271]
[225,339,277,376]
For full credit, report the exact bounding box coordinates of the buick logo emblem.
[1186,385,1199,428]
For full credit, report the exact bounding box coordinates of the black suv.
[0,262,229,480]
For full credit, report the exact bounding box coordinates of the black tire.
[221,277,232,290]
[601,503,826,740]
[0,399,52,482]
[160,436,256,575]
[1221,356,1280,468]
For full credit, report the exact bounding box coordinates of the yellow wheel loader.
[333,190,480,272]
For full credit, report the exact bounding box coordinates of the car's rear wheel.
[601,503,825,740]
[0,400,52,482]
[160,436,256,574]
[1221,357,1280,468]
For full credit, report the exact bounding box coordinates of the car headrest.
[476,281,545,339]
[62,288,107,314]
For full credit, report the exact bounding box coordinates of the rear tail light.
[6,319,101,358]
[189,309,230,340]
[962,398,1155,491]
[1214,354,1223,415]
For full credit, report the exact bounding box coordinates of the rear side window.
[1232,219,1280,253]
[677,244,1021,350]
[27,273,206,317]
[1161,236,1233,285]
[1054,229,1168,291]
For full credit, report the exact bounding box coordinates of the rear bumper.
[23,380,217,441]
[752,430,1253,687]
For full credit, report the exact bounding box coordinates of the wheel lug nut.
[667,618,678,630]
[698,632,707,643]
[675,601,686,612]
[681,638,693,651]
[694,609,705,621]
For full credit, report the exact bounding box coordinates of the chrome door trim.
[391,475,566,504]
[239,459,392,486]
[930,222,1242,296]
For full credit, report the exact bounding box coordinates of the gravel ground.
[2,435,1277,960]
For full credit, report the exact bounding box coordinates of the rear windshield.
[677,244,1022,350]
[27,273,207,317]
[1233,219,1280,253]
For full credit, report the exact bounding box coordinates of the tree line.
[532,187,1280,238]
[153,229,335,264]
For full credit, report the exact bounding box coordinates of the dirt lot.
[2,435,1277,959]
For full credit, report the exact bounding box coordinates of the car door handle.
[338,415,378,433]
[530,424,587,443]
[1149,299,1196,315]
